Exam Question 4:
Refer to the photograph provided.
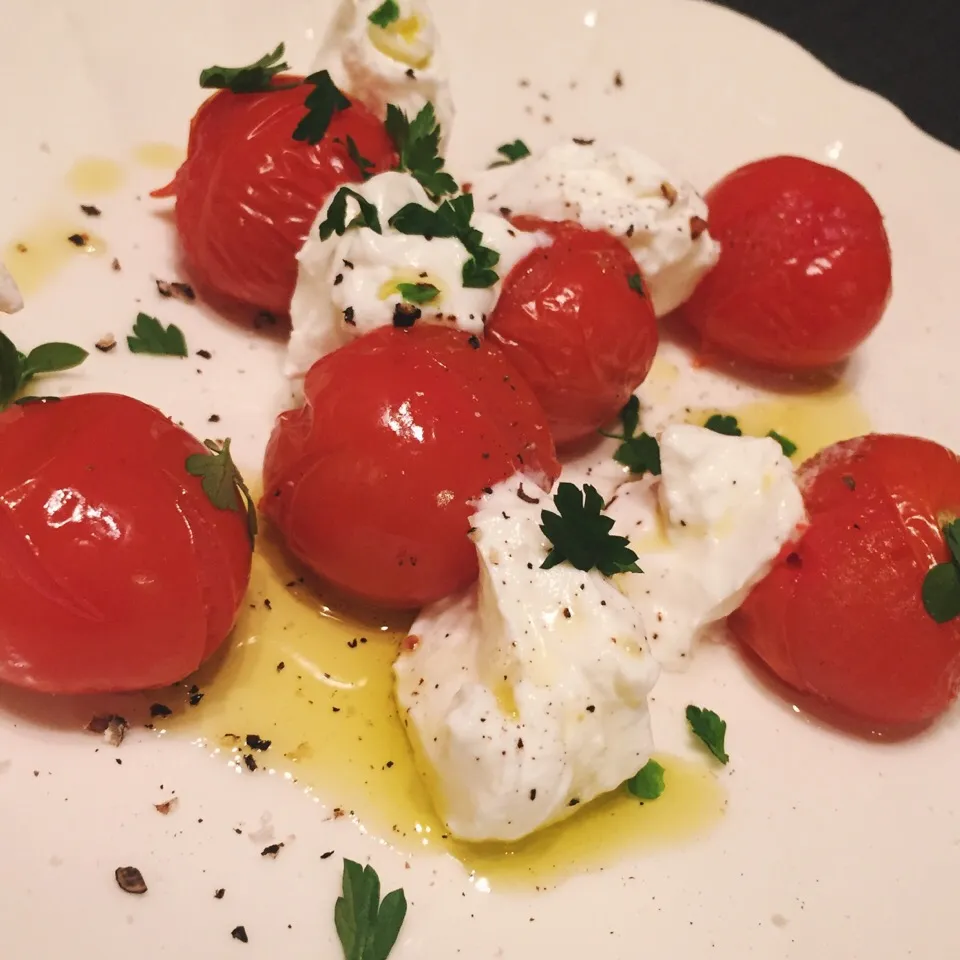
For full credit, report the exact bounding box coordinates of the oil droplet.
[3,223,107,297]
[642,355,681,406]
[169,525,725,886]
[65,157,125,196]
[132,142,185,170]
[688,385,870,462]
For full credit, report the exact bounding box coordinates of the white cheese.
[0,261,23,314]
[609,424,806,668]
[286,171,548,381]
[470,141,720,316]
[313,0,454,145]
[395,474,659,842]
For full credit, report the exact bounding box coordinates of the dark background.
[714,0,959,150]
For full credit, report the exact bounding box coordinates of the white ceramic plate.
[2,1,959,957]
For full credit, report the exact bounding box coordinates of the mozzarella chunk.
[0,261,23,314]
[471,142,720,316]
[395,475,659,842]
[609,424,806,667]
[286,171,548,380]
[313,0,454,144]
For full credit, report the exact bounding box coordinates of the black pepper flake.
[342,259,354,269]
[321,850,335,859]
[405,68,416,79]
[115,866,147,894]
[246,734,271,751]
[155,279,196,302]
[243,754,257,772]
[276,661,285,672]
[231,926,248,943]
[529,788,537,800]
[80,204,102,217]
[208,414,221,423]
[263,598,272,611]
[516,483,540,505]
[562,607,571,619]
[149,703,173,718]
[333,273,344,285]
[614,70,624,87]
[188,685,204,706]
[260,843,284,858]
[214,888,226,899]
[499,206,513,218]
[467,335,481,349]
[393,302,421,327]
[196,349,212,360]
[254,310,277,329]
[67,233,87,247]
[572,137,595,146]
[568,798,580,807]
[842,475,856,491]
[343,306,356,326]
[517,738,524,749]
[586,705,596,713]
[347,638,359,648]
[482,487,493,495]
[111,257,121,271]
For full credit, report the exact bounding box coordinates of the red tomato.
[487,217,658,447]
[153,78,395,319]
[0,394,252,694]
[262,325,560,608]
[678,156,892,369]
[730,434,960,727]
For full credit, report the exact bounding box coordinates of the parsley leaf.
[319,188,383,241]
[292,70,351,145]
[335,859,407,960]
[704,413,742,437]
[185,438,257,546]
[686,705,729,764]
[626,759,665,800]
[768,430,797,457]
[489,139,531,168]
[922,519,960,623]
[343,136,375,180]
[0,330,88,409]
[462,244,500,289]
[199,43,293,94]
[540,482,642,577]
[385,102,457,200]
[628,273,647,297]
[127,313,188,357]
[396,282,439,305]
[599,396,661,477]
[368,0,401,28]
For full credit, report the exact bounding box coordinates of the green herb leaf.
[292,70,351,145]
[396,282,439,305]
[686,705,729,764]
[704,413,742,437]
[489,139,531,168]
[335,859,407,960]
[599,396,661,477]
[368,0,401,27]
[626,759,665,800]
[462,243,500,289]
[385,102,458,200]
[0,329,88,409]
[127,313,188,357]
[767,429,797,457]
[922,563,960,623]
[540,482,642,577]
[344,135,376,181]
[319,188,384,241]
[945,520,960,567]
[199,43,293,94]
[185,438,257,546]
[627,273,647,297]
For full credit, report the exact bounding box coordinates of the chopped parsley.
[704,413,742,437]
[922,519,960,623]
[489,139,531,167]
[335,859,407,960]
[185,439,258,546]
[396,282,439,305]
[626,759,665,800]
[368,0,401,27]
[768,429,798,457]
[343,135,375,180]
[686,705,729,764]
[0,330,88,410]
[627,273,646,296]
[319,187,383,240]
[199,43,293,93]
[600,396,661,476]
[385,102,457,199]
[388,192,500,289]
[126,313,188,357]
[292,70,351,145]
[540,482,642,577]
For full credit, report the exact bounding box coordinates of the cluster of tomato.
[2,72,959,734]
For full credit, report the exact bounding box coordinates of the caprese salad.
[2,0,959,870]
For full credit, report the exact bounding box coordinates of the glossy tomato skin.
[262,325,560,608]
[487,217,658,447]
[730,434,960,727]
[0,394,252,694]
[154,78,395,319]
[679,156,892,369]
